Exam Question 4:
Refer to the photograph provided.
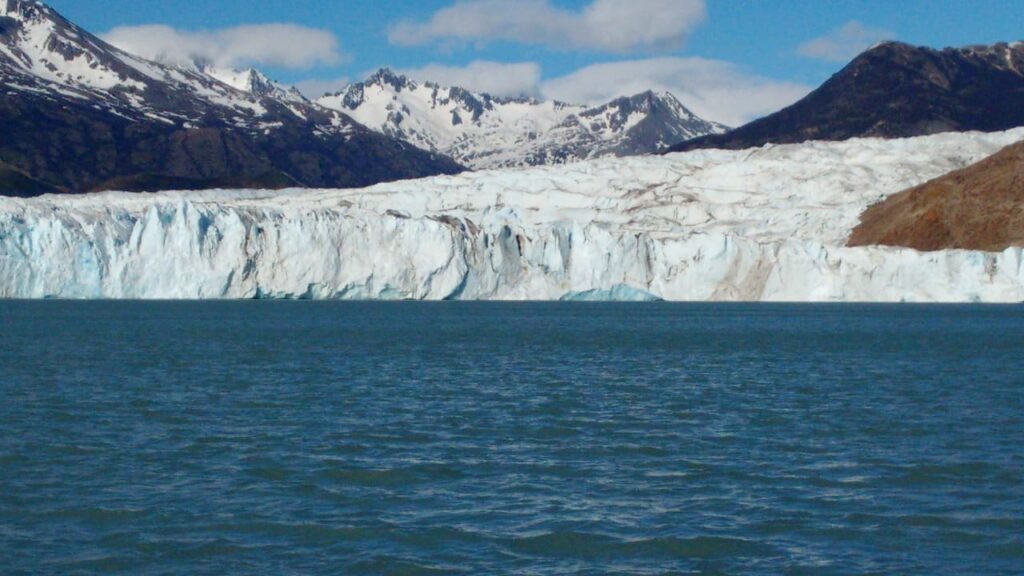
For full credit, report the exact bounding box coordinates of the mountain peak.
[611,90,672,106]
[596,91,702,119]
[864,40,914,51]
[857,39,1024,69]
[366,67,413,89]
[653,90,687,104]
[0,0,154,97]
[671,40,1024,153]
[1,0,45,20]
[0,0,68,37]
[849,41,934,66]
[0,0,69,36]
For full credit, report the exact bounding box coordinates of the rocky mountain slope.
[3,129,1023,302]
[850,139,1024,251]
[671,41,1024,152]
[318,69,726,170]
[0,0,461,197]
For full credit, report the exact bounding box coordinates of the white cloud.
[295,77,351,98]
[797,21,895,63]
[396,61,542,98]
[388,0,706,53]
[541,58,812,126]
[103,24,345,70]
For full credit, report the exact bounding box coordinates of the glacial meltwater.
[0,302,1022,575]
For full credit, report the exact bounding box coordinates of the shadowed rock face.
[670,41,1024,152]
[0,0,462,197]
[0,92,463,197]
[849,141,1024,252]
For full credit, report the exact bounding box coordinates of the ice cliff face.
[2,130,1024,301]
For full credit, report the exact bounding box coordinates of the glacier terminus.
[2,130,1024,302]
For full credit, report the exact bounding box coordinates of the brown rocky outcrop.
[849,141,1024,251]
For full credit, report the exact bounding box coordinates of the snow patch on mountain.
[198,64,307,103]
[3,129,1023,301]
[956,42,1024,74]
[317,69,727,169]
[0,0,353,136]
[1,0,143,92]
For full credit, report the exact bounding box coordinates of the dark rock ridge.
[0,0,462,197]
[849,140,1024,252]
[670,41,1024,152]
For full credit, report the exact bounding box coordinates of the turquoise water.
[0,302,1022,575]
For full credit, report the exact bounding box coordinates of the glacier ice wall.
[2,130,1024,302]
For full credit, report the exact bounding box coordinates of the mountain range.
[0,0,462,196]
[318,69,727,170]
[671,41,1024,152]
[0,0,728,196]
[3,0,1024,200]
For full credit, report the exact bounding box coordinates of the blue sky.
[48,0,1024,125]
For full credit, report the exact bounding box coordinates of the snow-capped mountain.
[317,69,727,170]
[0,0,460,195]
[3,129,1023,301]
[197,64,307,104]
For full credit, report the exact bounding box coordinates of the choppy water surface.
[1,302,1022,575]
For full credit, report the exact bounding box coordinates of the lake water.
[1,302,1022,575]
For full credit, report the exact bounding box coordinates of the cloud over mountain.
[378,57,810,126]
[388,0,707,53]
[103,23,345,70]
[542,58,811,126]
[395,61,542,98]
[797,21,895,63]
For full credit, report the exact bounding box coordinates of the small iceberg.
[561,285,662,302]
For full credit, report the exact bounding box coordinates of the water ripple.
[0,302,1022,575]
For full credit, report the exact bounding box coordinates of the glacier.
[2,129,1024,302]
